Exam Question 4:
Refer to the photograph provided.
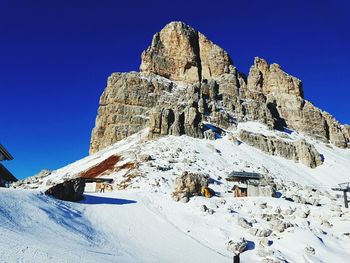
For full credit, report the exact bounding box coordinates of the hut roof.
[0,144,14,161]
[227,171,261,181]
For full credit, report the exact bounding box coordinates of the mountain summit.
[90,21,349,157]
[7,21,350,263]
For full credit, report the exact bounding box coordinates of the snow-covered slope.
[2,122,350,262]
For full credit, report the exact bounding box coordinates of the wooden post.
[233,254,240,263]
[344,190,349,208]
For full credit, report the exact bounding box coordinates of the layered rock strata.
[90,21,349,157]
[238,130,323,168]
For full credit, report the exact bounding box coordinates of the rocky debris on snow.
[261,257,285,263]
[260,202,268,209]
[281,207,295,216]
[298,207,311,218]
[270,219,294,233]
[238,129,323,168]
[249,227,273,237]
[200,205,208,212]
[171,171,209,202]
[139,154,153,162]
[320,219,333,228]
[257,247,274,257]
[304,246,316,256]
[12,169,52,189]
[259,237,271,247]
[45,178,85,202]
[280,181,326,206]
[226,238,247,255]
[90,21,349,156]
[200,204,215,214]
[237,217,253,229]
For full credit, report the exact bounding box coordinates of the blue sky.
[1,0,349,179]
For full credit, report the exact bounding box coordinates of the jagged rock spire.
[247,57,304,98]
[140,21,234,83]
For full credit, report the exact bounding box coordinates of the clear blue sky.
[1,0,349,179]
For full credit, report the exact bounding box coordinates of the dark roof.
[0,144,14,161]
[84,178,114,183]
[227,171,261,180]
[0,164,17,182]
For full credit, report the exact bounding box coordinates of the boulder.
[304,246,316,256]
[226,238,248,255]
[237,217,252,229]
[171,172,209,202]
[45,178,85,202]
[249,227,273,237]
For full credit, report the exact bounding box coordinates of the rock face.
[45,178,85,202]
[90,21,349,156]
[140,21,234,84]
[238,130,323,168]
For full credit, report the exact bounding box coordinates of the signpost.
[332,182,350,208]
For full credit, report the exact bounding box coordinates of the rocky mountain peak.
[140,21,234,84]
[247,57,303,98]
[90,21,349,165]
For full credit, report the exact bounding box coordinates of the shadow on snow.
[81,194,137,205]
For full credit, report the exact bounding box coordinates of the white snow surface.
[1,122,350,262]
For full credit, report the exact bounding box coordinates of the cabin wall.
[247,184,275,197]
[84,182,113,192]
[247,184,259,196]
[85,182,97,192]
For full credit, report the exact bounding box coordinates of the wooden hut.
[227,171,276,198]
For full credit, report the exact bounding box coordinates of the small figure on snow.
[100,183,105,193]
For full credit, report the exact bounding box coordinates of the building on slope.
[227,171,276,197]
[0,144,17,187]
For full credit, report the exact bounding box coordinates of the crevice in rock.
[194,32,202,82]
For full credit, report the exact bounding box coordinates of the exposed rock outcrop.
[238,130,323,168]
[45,178,85,202]
[171,171,209,203]
[140,21,234,84]
[247,57,303,97]
[90,21,349,156]
[226,238,248,255]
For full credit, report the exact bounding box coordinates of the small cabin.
[0,144,17,187]
[83,178,114,192]
[227,171,275,197]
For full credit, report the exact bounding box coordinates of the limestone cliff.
[90,21,349,162]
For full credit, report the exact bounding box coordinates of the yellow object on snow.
[201,186,214,198]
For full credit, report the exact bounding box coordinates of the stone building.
[227,171,275,197]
